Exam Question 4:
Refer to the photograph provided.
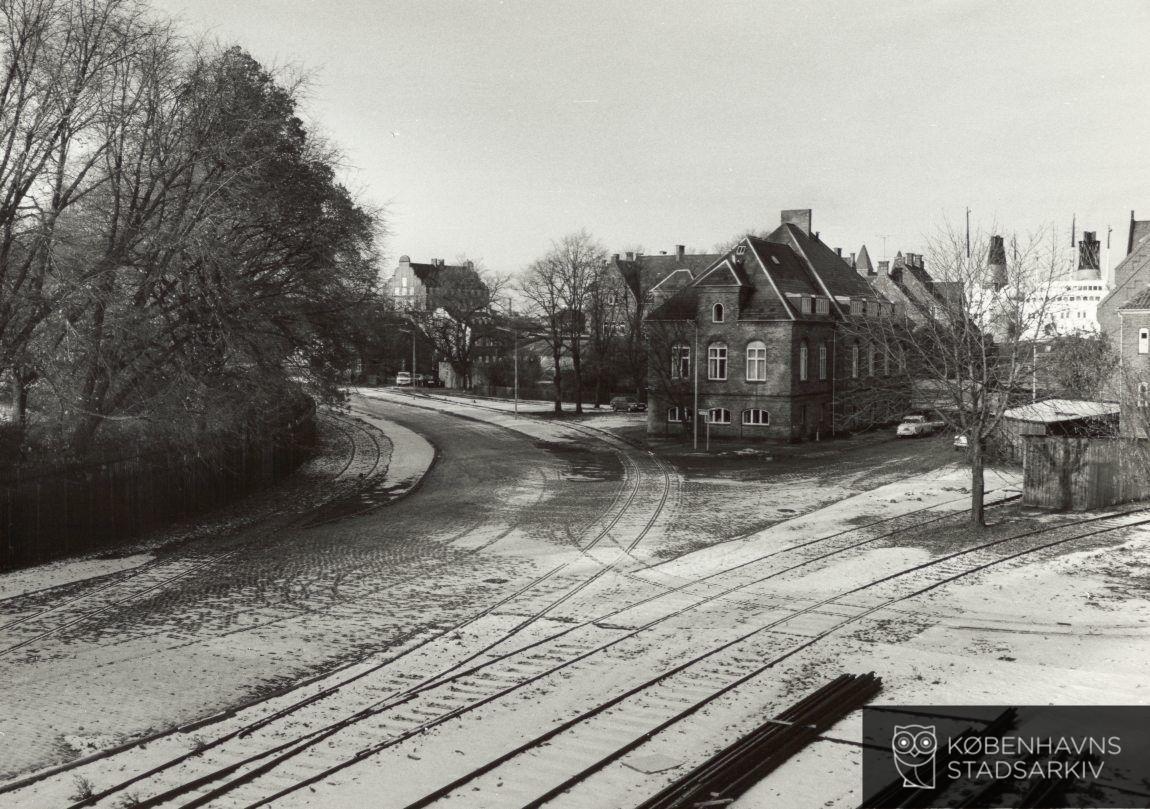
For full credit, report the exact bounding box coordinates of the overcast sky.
[154,0,1150,276]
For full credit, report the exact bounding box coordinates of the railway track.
[0,410,388,658]
[20,485,1025,808]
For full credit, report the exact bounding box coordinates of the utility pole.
[877,234,891,262]
[508,297,519,417]
[965,207,971,258]
[693,320,699,450]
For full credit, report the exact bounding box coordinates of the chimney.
[676,244,685,261]
[878,260,890,276]
[625,251,635,261]
[834,247,842,257]
[984,235,1008,290]
[465,259,474,270]
[611,253,620,263]
[1074,231,1101,280]
[1129,210,1137,256]
[780,208,812,236]
[850,252,856,269]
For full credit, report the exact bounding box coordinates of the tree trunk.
[970,436,985,527]
[551,344,563,414]
[571,339,583,415]
[593,360,602,409]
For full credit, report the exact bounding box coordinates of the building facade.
[645,209,910,442]
[382,255,485,312]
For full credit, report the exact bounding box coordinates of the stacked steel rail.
[635,673,882,809]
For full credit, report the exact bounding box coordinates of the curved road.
[0,397,651,781]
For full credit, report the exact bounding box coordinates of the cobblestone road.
[0,398,627,779]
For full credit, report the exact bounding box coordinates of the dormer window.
[800,296,813,315]
[815,297,829,315]
[712,303,725,323]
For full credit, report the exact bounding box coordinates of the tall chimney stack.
[676,244,685,262]
[1074,231,1101,280]
[780,209,813,236]
[984,235,1008,290]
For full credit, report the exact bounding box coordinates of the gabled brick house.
[645,210,909,441]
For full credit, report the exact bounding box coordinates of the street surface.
[2,391,1150,808]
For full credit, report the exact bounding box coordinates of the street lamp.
[506,297,519,417]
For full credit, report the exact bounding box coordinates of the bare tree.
[519,255,567,414]
[841,224,1069,526]
[584,260,626,407]
[525,231,606,414]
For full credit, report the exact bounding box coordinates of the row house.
[644,209,911,441]
[382,255,487,312]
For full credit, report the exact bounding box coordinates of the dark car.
[610,396,645,412]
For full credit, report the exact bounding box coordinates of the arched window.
[671,343,690,379]
[712,303,725,323]
[708,343,728,380]
[851,343,860,378]
[742,409,769,425]
[818,342,828,380]
[708,407,731,424]
[799,341,809,381]
[868,346,877,376]
[746,340,767,381]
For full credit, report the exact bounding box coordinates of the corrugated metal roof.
[1002,398,1120,423]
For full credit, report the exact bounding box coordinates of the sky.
[153,0,1150,277]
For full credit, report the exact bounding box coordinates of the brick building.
[382,255,486,312]
[1116,288,1150,438]
[645,209,909,441]
[1099,211,1150,336]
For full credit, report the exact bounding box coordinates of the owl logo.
[891,724,937,789]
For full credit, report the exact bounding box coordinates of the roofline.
[746,239,796,321]
[648,267,696,293]
[776,226,848,318]
[691,257,743,287]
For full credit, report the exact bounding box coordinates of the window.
[800,296,812,315]
[746,340,767,381]
[743,409,769,425]
[799,341,809,381]
[667,406,680,422]
[869,346,877,376]
[713,303,725,323]
[1141,329,1150,355]
[815,297,830,315]
[899,345,907,372]
[1140,383,1148,409]
[883,348,890,376]
[851,343,860,378]
[672,344,690,379]
[708,343,728,380]
[818,342,828,380]
[708,408,731,424]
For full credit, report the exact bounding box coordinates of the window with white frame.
[742,409,769,425]
[799,341,809,381]
[671,344,690,379]
[746,340,767,381]
[851,343,860,378]
[815,297,830,315]
[1140,328,1150,355]
[818,342,827,380]
[708,408,731,424]
[1140,383,1148,409]
[667,406,681,422]
[708,343,728,380]
[713,303,725,323]
[800,296,812,315]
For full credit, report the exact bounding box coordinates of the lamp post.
[507,297,519,418]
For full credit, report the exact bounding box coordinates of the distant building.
[863,250,961,327]
[382,255,486,312]
[645,209,908,441]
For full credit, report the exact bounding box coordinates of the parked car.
[396,371,412,386]
[896,414,945,437]
[611,396,639,412]
[628,400,647,413]
[425,376,445,388]
[953,433,969,451]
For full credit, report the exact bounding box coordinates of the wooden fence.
[1022,435,1150,511]
[0,403,316,570]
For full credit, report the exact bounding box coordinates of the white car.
[896,414,944,437]
[954,433,969,450]
[396,371,412,386]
